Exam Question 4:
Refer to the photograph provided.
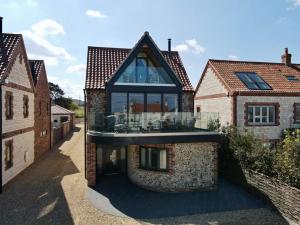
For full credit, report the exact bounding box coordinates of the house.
[84,32,219,192]
[51,105,75,128]
[29,60,51,159]
[195,48,300,142]
[0,18,35,190]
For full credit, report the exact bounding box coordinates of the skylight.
[235,72,272,90]
[286,75,299,81]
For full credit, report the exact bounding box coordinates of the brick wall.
[33,64,51,159]
[86,143,96,186]
[127,142,218,192]
[236,96,300,140]
[243,169,300,224]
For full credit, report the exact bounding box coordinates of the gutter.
[84,89,87,179]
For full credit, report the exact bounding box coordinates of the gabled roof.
[0,33,22,81]
[29,60,44,86]
[196,59,300,94]
[85,32,193,91]
[51,105,75,115]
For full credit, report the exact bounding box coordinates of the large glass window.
[129,93,144,113]
[163,94,178,112]
[247,105,276,125]
[136,57,148,83]
[111,92,127,113]
[140,147,167,171]
[235,72,272,90]
[147,94,161,112]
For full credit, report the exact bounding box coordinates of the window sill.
[245,123,279,127]
[139,167,169,173]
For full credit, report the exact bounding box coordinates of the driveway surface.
[0,124,289,225]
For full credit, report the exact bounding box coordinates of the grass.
[75,106,84,118]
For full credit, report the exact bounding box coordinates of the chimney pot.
[281,47,292,66]
[168,38,171,52]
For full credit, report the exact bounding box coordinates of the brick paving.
[0,124,289,225]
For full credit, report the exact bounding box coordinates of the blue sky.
[1,0,300,99]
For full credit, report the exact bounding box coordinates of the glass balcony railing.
[87,111,219,134]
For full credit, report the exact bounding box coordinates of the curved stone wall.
[127,142,218,192]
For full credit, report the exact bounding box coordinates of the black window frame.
[139,146,168,172]
[5,140,13,170]
[235,72,272,90]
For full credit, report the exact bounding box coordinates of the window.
[111,92,127,113]
[23,95,29,118]
[147,94,161,112]
[5,91,13,120]
[196,106,201,113]
[60,116,68,123]
[5,140,13,170]
[246,104,277,125]
[40,129,47,137]
[140,147,167,171]
[136,57,148,83]
[286,75,299,81]
[163,94,178,112]
[236,72,272,90]
[294,103,300,123]
[129,93,144,113]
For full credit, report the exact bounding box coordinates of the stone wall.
[86,143,96,186]
[243,169,300,224]
[127,142,218,192]
[236,96,300,140]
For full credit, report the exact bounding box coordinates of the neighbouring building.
[0,17,51,192]
[51,105,75,128]
[84,32,219,192]
[29,60,51,159]
[195,48,300,142]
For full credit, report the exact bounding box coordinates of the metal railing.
[87,111,219,133]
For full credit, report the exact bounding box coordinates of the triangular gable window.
[115,48,175,86]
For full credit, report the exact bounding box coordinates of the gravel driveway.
[0,124,289,225]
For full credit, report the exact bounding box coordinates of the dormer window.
[286,75,299,81]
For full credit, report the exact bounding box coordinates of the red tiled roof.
[29,60,44,86]
[207,59,300,93]
[85,47,193,91]
[0,33,22,81]
[51,105,75,115]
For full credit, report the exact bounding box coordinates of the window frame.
[23,95,29,118]
[139,146,169,172]
[293,103,300,124]
[245,103,279,126]
[5,140,13,170]
[5,91,14,120]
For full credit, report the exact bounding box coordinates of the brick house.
[29,60,51,159]
[84,32,219,192]
[195,48,300,142]
[0,18,51,192]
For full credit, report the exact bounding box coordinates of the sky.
[0,0,300,100]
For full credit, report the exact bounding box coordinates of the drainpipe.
[0,84,2,193]
[84,89,87,179]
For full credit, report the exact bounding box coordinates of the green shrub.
[273,129,300,188]
[207,118,221,131]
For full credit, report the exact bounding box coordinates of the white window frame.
[247,105,275,125]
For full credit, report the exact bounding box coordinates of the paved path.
[0,124,289,225]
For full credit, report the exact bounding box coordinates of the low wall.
[127,142,218,192]
[243,169,300,223]
[51,121,73,146]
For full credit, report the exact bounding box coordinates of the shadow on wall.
[0,143,80,225]
[89,175,288,222]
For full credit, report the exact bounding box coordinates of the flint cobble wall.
[127,142,218,192]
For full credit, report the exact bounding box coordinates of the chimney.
[168,38,171,53]
[0,17,2,35]
[281,48,292,66]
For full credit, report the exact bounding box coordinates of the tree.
[49,82,64,101]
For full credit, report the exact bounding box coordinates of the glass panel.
[147,94,161,112]
[116,60,136,83]
[129,93,144,113]
[111,92,127,113]
[140,148,146,167]
[262,107,268,123]
[163,94,178,112]
[236,73,259,89]
[269,106,275,123]
[159,149,167,169]
[247,106,253,123]
[136,57,147,83]
[150,149,159,169]
[255,107,260,116]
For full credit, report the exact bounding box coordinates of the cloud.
[173,39,205,54]
[228,55,239,60]
[66,64,86,74]
[48,76,84,99]
[86,10,107,18]
[286,0,300,10]
[20,19,75,66]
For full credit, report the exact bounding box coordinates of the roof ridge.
[87,46,180,54]
[209,59,300,66]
